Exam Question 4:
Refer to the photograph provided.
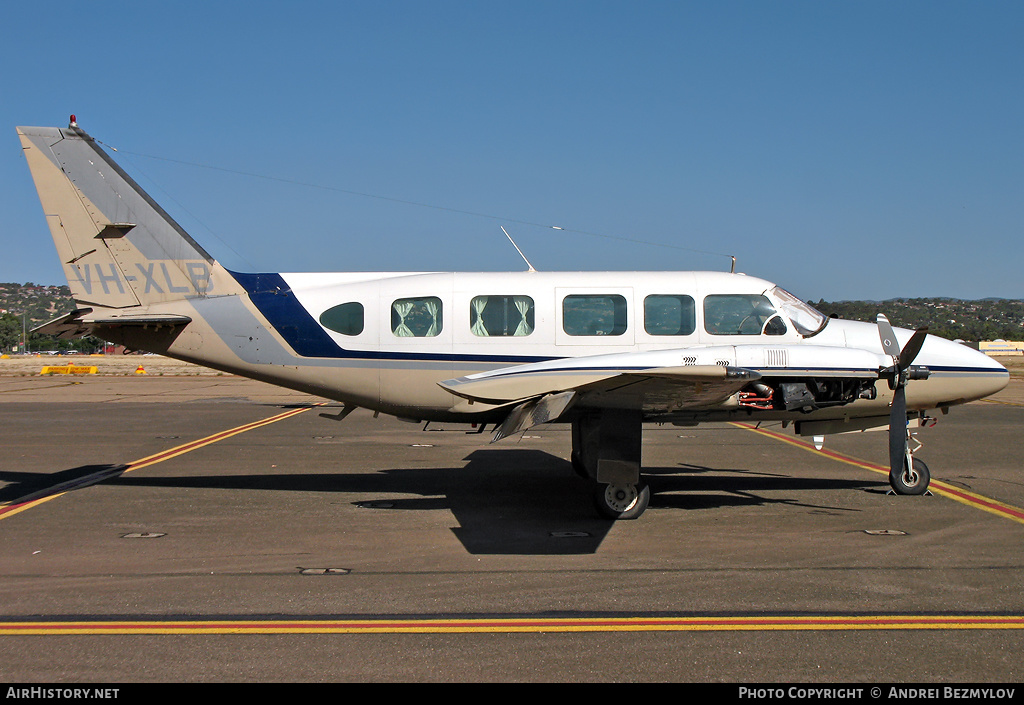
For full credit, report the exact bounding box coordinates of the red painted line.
[2,615,1023,635]
[0,501,32,519]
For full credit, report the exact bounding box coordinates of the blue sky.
[2,1,1021,301]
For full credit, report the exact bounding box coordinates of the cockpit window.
[763,315,788,336]
[769,287,828,337]
[704,294,788,336]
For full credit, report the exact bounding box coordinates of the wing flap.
[491,391,577,442]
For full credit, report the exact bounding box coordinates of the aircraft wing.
[440,350,761,440]
[440,344,894,441]
[441,358,757,407]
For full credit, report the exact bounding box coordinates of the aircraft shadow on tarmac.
[4,452,887,556]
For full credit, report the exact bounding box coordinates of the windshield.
[769,287,828,337]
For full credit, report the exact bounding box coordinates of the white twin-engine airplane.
[18,119,1010,520]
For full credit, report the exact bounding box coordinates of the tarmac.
[0,355,1022,683]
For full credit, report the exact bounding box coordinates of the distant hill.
[0,282,94,353]
[0,282,72,328]
[1,283,1021,352]
[813,298,1024,342]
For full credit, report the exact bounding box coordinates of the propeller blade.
[878,313,929,371]
[876,314,900,359]
[877,313,925,483]
[898,328,929,370]
[889,385,908,476]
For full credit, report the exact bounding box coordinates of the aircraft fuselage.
[98,268,1009,426]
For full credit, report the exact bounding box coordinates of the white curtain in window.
[392,300,415,337]
[423,298,440,337]
[471,296,489,337]
[513,296,533,336]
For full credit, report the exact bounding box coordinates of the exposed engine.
[738,379,877,413]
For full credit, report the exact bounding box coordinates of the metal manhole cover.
[358,501,395,509]
[299,568,351,575]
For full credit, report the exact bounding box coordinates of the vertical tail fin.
[18,121,233,308]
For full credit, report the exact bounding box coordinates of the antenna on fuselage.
[730,256,736,273]
[501,226,537,272]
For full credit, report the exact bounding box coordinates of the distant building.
[980,341,1024,356]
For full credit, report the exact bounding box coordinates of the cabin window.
[644,295,696,336]
[562,294,627,336]
[704,294,788,336]
[392,297,443,337]
[470,295,535,337]
[319,302,364,336]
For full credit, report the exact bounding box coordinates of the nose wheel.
[890,456,930,495]
[888,425,931,495]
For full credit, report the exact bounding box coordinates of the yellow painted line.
[0,404,320,521]
[731,422,1024,525]
[981,397,1024,407]
[0,614,1022,635]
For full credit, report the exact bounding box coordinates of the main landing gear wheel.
[593,480,650,520]
[889,457,930,495]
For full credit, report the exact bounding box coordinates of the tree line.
[814,298,1024,342]
[0,313,103,354]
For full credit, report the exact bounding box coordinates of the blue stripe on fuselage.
[229,271,341,358]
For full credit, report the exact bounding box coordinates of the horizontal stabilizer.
[89,314,193,328]
[32,309,95,339]
[33,309,192,340]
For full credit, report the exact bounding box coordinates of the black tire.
[889,457,930,495]
[593,480,650,520]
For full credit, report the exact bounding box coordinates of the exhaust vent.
[765,349,788,367]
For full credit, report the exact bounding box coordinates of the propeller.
[876,314,929,482]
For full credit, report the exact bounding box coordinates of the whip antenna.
[501,226,536,272]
